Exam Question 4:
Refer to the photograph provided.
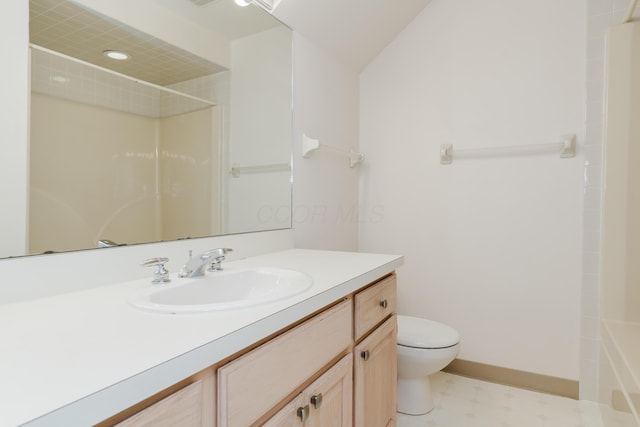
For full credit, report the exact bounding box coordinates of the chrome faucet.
[178,248,233,278]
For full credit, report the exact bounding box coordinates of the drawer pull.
[297,405,310,422]
[379,299,388,309]
[310,393,323,409]
[361,350,370,361]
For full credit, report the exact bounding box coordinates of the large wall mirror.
[16,0,292,257]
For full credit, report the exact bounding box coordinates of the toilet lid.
[397,315,459,348]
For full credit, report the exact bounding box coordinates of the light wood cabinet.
[353,274,398,427]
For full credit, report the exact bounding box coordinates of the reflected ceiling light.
[103,50,130,60]
[234,0,251,6]
[50,75,70,84]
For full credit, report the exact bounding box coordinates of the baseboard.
[443,359,579,399]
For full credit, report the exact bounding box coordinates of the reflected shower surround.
[30,48,217,119]
[29,88,219,254]
[30,40,221,254]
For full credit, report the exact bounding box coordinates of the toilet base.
[397,376,434,415]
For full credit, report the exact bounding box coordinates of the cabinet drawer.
[218,299,353,427]
[115,375,214,427]
[354,275,396,341]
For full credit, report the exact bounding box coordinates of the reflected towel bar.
[439,134,576,165]
[230,163,291,178]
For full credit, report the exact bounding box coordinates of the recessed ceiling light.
[234,0,251,6]
[103,50,130,60]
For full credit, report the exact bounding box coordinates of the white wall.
[359,0,585,380]
[290,34,360,251]
[0,1,28,258]
[227,27,293,234]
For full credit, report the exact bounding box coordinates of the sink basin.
[128,267,313,314]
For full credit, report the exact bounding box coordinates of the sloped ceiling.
[273,0,433,72]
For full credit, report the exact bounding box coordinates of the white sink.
[128,267,313,314]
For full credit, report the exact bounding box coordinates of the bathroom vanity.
[0,249,402,426]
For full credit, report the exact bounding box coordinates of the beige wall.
[29,94,219,254]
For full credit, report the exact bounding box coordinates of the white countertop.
[0,249,403,427]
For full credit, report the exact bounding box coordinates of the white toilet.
[396,315,460,415]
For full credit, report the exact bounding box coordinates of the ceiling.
[273,0,433,72]
[29,0,638,83]
[30,0,435,83]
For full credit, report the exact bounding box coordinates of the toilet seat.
[397,315,459,349]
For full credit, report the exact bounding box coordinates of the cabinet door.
[262,354,353,427]
[305,353,353,427]
[354,315,397,427]
[262,394,306,427]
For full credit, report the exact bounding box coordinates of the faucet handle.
[202,248,233,258]
[141,257,171,284]
[206,248,233,271]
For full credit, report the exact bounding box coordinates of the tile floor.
[396,372,606,427]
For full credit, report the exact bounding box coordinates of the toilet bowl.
[397,315,460,415]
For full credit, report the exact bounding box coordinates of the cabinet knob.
[297,405,310,422]
[379,299,388,309]
[310,393,323,409]
[361,350,370,361]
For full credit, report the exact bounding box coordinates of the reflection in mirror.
[18,0,292,257]
[30,47,220,253]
